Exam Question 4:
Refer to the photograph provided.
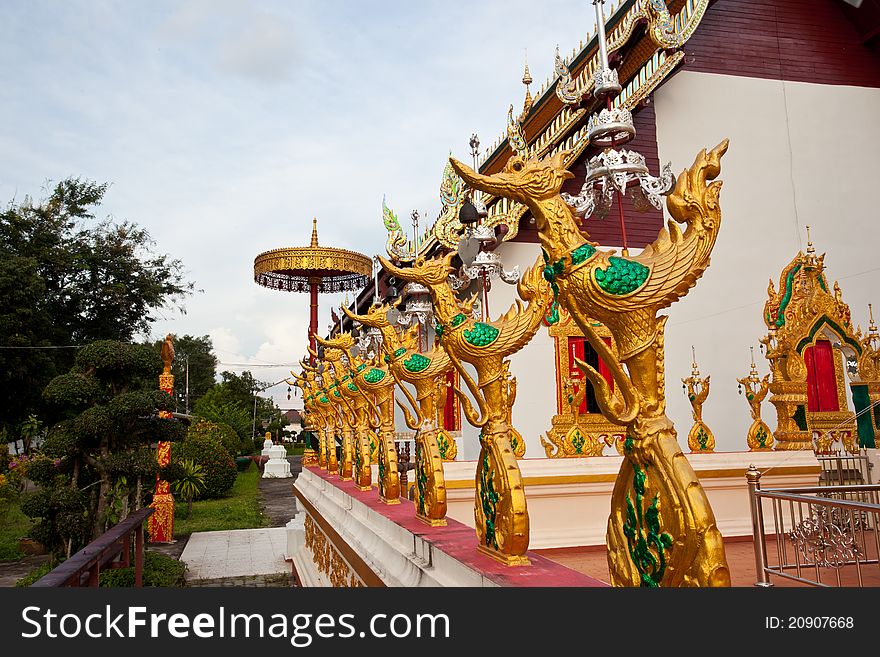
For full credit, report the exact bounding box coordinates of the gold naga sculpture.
[343,302,450,525]
[343,342,401,504]
[681,349,714,453]
[307,338,360,482]
[737,348,774,450]
[299,359,341,476]
[314,334,377,491]
[380,253,554,566]
[291,365,330,470]
[449,141,732,586]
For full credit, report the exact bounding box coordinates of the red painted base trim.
[304,466,608,587]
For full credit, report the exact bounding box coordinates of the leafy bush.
[172,426,236,499]
[99,551,186,587]
[188,419,241,458]
[20,485,91,553]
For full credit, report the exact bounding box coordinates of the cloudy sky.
[0,0,595,407]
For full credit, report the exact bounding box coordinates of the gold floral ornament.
[343,302,449,525]
[380,252,554,566]
[449,140,733,587]
[681,348,714,453]
[737,348,774,451]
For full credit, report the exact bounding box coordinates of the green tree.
[0,178,194,444]
[193,370,283,447]
[150,334,217,413]
[22,340,187,554]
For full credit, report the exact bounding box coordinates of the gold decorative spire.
[521,51,533,117]
[310,218,319,248]
[804,224,817,266]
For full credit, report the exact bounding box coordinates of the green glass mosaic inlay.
[594,257,649,295]
[403,353,431,373]
[479,449,499,550]
[451,314,467,328]
[623,463,673,588]
[364,368,386,384]
[464,322,499,347]
[776,263,801,327]
[571,243,597,265]
[347,383,358,392]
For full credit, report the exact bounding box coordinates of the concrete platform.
[180,527,290,581]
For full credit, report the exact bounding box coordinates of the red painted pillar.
[309,278,319,364]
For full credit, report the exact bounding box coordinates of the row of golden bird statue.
[292,142,733,586]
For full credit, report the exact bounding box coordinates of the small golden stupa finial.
[868,304,879,347]
[310,218,319,248]
[804,224,817,264]
[522,50,533,116]
[690,345,699,376]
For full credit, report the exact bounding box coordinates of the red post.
[309,278,319,363]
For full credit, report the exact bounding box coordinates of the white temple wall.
[490,240,556,459]
[653,70,880,453]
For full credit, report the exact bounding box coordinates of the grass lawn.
[172,465,268,538]
[0,504,33,561]
[285,444,305,456]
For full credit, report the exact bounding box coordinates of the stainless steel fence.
[817,449,873,487]
[747,464,880,587]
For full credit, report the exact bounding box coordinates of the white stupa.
[261,432,292,478]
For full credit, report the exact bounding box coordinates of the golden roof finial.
[690,345,700,376]
[522,50,533,116]
[868,304,878,345]
[310,218,319,248]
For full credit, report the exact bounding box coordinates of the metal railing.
[816,449,873,487]
[747,465,880,587]
[31,507,154,587]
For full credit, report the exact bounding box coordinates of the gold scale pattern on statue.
[380,252,554,566]
[448,141,732,587]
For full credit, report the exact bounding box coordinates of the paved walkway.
[178,455,302,586]
[180,527,290,581]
